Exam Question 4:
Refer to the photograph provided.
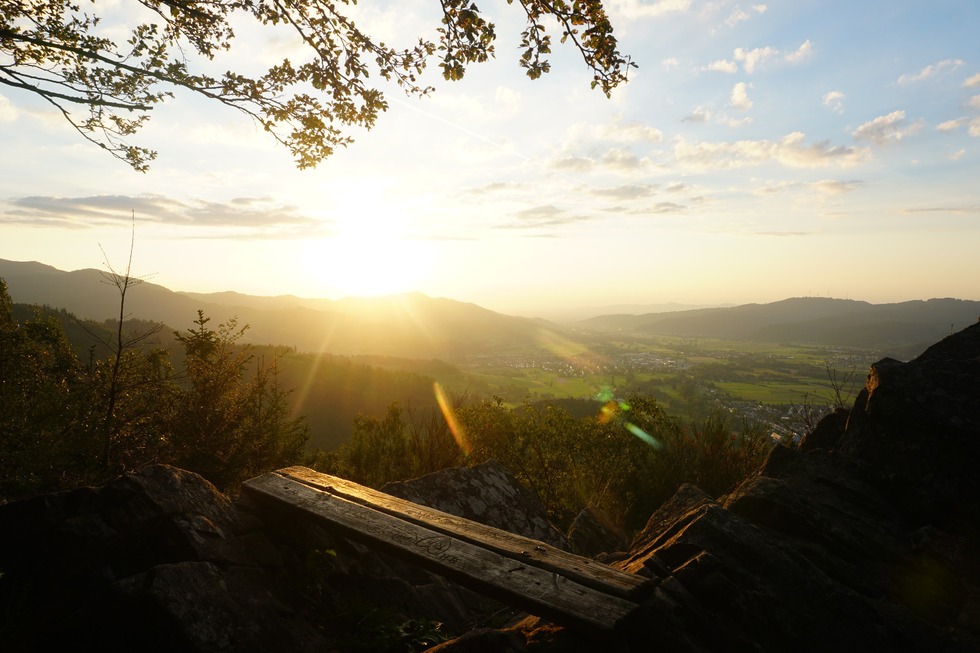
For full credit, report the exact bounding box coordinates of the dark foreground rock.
[2,322,979,652]
[0,464,500,652]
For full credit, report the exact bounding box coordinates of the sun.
[302,197,434,298]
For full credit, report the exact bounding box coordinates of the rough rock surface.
[0,464,499,652]
[621,322,979,652]
[382,459,568,550]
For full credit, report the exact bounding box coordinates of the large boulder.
[0,464,495,652]
[382,459,568,550]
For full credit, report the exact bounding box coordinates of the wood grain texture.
[243,467,648,633]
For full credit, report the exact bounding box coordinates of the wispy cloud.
[1,194,324,237]
[682,107,714,123]
[550,156,594,172]
[897,59,964,84]
[809,179,862,196]
[590,184,659,199]
[717,115,753,128]
[852,110,924,145]
[722,5,768,28]
[673,132,870,169]
[964,73,980,89]
[784,40,813,64]
[599,121,664,143]
[730,82,753,110]
[823,91,845,114]
[465,181,529,196]
[903,205,980,215]
[500,205,590,230]
[936,117,969,132]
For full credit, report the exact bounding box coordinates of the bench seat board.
[242,467,645,633]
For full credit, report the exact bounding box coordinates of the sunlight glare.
[434,382,472,456]
[302,188,433,297]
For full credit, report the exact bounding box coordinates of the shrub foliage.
[0,279,309,498]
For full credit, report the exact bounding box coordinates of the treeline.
[1,279,308,499]
[319,395,773,533]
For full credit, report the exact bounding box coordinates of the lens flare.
[434,382,472,456]
[595,385,661,449]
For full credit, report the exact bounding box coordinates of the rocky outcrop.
[0,464,500,652]
[382,459,568,550]
[606,322,980,652]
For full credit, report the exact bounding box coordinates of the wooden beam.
[243,468,647,633]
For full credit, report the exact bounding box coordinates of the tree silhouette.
[0,0,633,170]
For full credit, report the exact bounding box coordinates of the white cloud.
[897,59,965,84]
[937,117,969,132]
[785,40,813,64]
[550,156,594,172]
[705,59,738,73]
[724,8,751,27]
[662,57,679,71]
[601,148,651,170]
[969,95,980,110]
[852,110,924,145]
[601,121,664,143]
[673,132,870,170]
[752,4,768,13]
[717,115,753,128]
[949,149,966,161]
[971,117,980,138]
[734,46,778,73]
[590,184,659,199]
[560,119,663,151]
[730,82,752,110]
[964,73,980,89]
[682,107,714,123]
[0,95,17,122]
[822,91,845,114]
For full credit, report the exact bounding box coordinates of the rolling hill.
[579,296,980,355]
[0,258,567,358]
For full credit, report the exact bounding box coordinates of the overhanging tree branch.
[0,0,635,171]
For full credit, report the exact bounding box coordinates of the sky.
[2,0,979,318]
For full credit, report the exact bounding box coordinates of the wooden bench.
[242,466,653,634]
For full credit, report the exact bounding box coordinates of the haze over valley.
[5,257,978,451]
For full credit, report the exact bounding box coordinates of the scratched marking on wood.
[242,467,647,633]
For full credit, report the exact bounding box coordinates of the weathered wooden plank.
[243,471,642,633]
[275,466,652,601]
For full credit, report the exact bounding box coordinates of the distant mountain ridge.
[580,296,980,355]
[3,258,978,356]
[0,258,564,357]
